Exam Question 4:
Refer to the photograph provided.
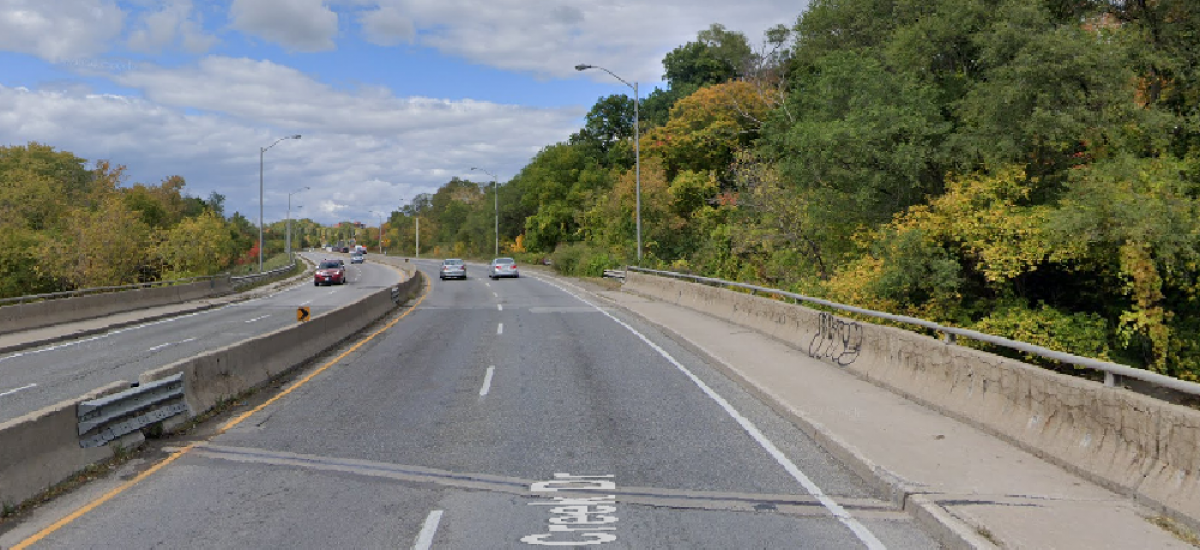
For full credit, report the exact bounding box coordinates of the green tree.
[157,211,235,277]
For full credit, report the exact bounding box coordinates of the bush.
[969,300,1111,369]
[550,243,623,277]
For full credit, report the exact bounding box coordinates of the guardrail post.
[943,332,956,345]
[1105,372,1118,388]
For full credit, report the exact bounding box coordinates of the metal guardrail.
[77,373,189,448]
[229,262,299,289]
[628,266,1200,398]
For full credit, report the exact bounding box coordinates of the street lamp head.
[291,134,302,139]
[575,64,593,71]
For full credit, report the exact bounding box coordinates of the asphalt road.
[5,259,941,549]
[0,252,402,424]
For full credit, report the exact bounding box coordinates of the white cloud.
[110,57,578,139]
[359,5,414,46]
[126,0,218,54]
[366,0,804,83]
[230,0,339,52]
[0,0,125,62]
[0,72,580,225]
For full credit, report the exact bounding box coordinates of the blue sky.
[0,0,805,224]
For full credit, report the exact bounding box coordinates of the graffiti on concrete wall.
[808,312,863,366]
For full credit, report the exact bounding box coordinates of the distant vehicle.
[350,253,364,264]
[354,245,367,255]
[314,259,346,286]
[342,247,350,253]
[440,258,466,280]
[489,257,519,279]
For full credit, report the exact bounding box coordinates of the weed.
[1149,515,1200,547]
[975,526,999,545]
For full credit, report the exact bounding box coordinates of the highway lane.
[0,252,402,424]
[8,259,941,549]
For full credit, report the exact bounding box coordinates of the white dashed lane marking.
[479,366,495,397]
[0,383,37,398]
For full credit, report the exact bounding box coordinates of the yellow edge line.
[13,273,430,549]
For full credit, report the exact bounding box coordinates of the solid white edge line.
[0,383,37,398]
[480,366,496,397]
[532,275,888,550]
[413,509,444,550]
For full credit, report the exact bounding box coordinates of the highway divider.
[0,278,235,335]
[0,264,423,510]
[623,270,1200,532]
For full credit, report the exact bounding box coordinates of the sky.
[0,0,806,225]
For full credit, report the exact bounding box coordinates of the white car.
[440,258,467,280]
[489,257,519,279]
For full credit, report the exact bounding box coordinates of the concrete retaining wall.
[624,272,1200,528]
[0,268,422,509]
[0,278,235,335]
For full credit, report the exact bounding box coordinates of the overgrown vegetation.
[8,1,1200,380]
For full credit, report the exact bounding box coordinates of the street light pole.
[575,64,640,264]
[259,134,301,273]
[287,186,309,263]
[470,167,499,257]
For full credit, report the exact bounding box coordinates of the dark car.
[314,259,346,286]
[440,258,466,280]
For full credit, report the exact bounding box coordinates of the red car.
[314,259,346,286]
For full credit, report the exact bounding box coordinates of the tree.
[763,51,950,230]
[662,24,753,91]
[570,94,637,165]
[47,195,152,288]
[157,211,234,277]
[644,80,774,180]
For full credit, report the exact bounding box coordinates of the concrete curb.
[534,272,996,550]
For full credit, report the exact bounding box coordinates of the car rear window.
[319,261,341,269]
[444,259,464,265]
[494,258,514,264]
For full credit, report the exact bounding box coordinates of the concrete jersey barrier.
[0,278,235,336]
[623,271,1200,531]
[0,266,423,510]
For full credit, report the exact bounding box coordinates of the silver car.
[440,258,467,280]
[489,257,519,279]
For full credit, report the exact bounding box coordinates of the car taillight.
[510,265,516,269]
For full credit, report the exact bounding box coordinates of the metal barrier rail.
[77,373,189,448]
[628,266,1200,397]
[229,262,299,288]
[0,262,300,305]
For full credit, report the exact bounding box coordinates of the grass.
[1149,515,1200,547]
